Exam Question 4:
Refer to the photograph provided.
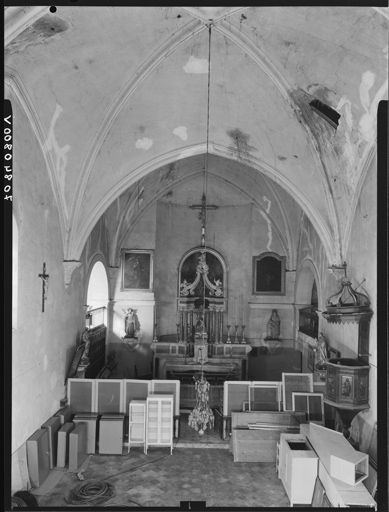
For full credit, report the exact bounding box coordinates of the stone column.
[180,309,184,342]
[219,309,223,343]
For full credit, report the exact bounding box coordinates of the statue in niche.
[194,312,207,342]
[213,278,223,297]
[123,308,140,338]
[265,309,281,340]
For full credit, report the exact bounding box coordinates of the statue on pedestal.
[194,312,207,342]
[316,332,328,366]
[123,308,140,338]
[265,309,281,340]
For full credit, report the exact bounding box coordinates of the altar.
[150,339,252,408]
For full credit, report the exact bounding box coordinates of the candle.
[235,298,238,325]
[242,297,245,326]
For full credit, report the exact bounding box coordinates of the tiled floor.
[36,415,290,508]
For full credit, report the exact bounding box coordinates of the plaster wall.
[10,89,86,492]
[107,204,157,379]
[342,154,377,453]
[107,171,298,378]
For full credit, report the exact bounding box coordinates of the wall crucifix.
[189,193,218,246]
[38,262,49,312]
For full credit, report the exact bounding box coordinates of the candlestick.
[153,323,158,343]
[176,323,181,343]
[226,325,232,344]
[241,325,246,344]
[234,324,239,344]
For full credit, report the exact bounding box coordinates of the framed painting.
[121,250,153,291]
[282,372,313,412]
[249,381,282,411]
[253,252,286,295]
[292,392,325,425]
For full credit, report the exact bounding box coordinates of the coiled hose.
[65,479,115,506]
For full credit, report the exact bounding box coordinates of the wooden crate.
[230,411,306,454]
[233,428,282,462]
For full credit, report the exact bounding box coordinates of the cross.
[38,262,49,312]
[189,193,218,245]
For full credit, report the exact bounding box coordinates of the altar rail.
[151,341,251,380]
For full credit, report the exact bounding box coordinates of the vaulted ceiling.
[5,6,388,265]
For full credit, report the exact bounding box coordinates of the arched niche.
[177,247,228,311]
[295,258,322,339]
[295,258,322,310]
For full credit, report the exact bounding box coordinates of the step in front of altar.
[165,361,238,373]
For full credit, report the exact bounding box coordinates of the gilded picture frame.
[121,249,153,291]
[253,252,286,295]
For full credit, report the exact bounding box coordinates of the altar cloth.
[165,361,237,373]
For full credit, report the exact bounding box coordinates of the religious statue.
[316,332,328,366]
[180,279,191,296]
[265,309,281,340]
[194,312,207,342]
[80,328,91,364]
[196,252,209,275]
[213,278,223,297]
[123,308,140,338]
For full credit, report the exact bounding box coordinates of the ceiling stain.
[307,84,337,105]
[227,128,256,160]
[5,14,69,57]
[160,163,176,181]
[278,156,287,161]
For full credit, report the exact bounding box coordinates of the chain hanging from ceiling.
[188,23,215,436]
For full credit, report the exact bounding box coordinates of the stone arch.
[295,258,323,312]
[85,255,110,312]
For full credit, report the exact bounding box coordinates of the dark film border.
[4,99,13,511]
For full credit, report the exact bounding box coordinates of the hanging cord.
[65,479,115,506]
[201,23,212,380]
[203,23,212,203]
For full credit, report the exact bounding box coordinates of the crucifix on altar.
[189,193,218,246]
[38,262,49,312]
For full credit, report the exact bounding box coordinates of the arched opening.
[295,261,321,339]
[86,260,109,328]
